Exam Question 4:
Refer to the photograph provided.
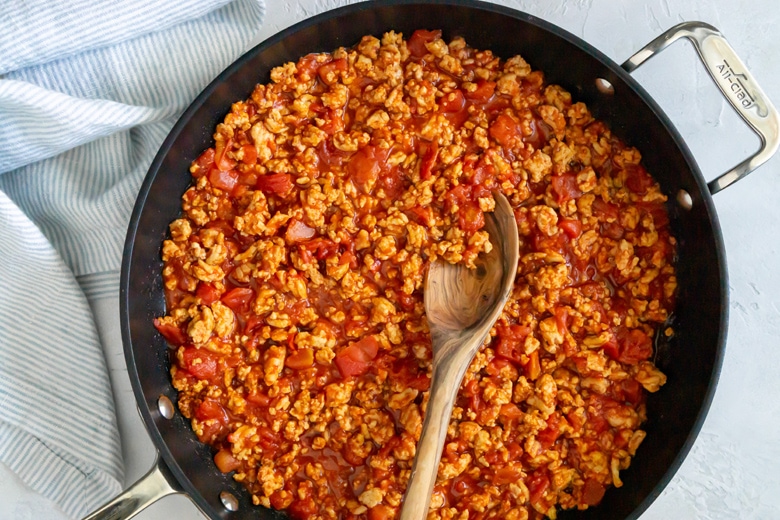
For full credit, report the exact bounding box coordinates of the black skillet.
[86,1,779,519]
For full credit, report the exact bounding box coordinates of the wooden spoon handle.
[399,337,481,520]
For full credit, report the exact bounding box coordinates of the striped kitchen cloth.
[0,0,265,517]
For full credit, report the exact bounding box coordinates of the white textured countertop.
[104,1,780,519]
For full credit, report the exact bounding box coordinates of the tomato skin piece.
[624,164,654,194]
[221,287,255,314]
[347,145,388,191]
[418,141,439,180]
[335,336,380,378]
[153,318,188,346]
[209,168,239,192]
[559,218,582,239]
[489,113,522,148]
[439,89,466,113]
[191,148,215,178]
[617,328,653,365]
[180,347,219,381]
[528,470,551,512]
[458,202,485,233]
[465,80,496,102]
[551,173,582,203]
[240,143,257,165]
[407,29,441,58]
[214,138,236,171]
[256,173,293,196]
[196,282,220,305]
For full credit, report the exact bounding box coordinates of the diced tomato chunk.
[347,145,388,192]
[499,403,523,421]
[538,424,561,450]
[290,498,319,519]
[153,318,187,346]
[286,348,314,370]
[621,378,643,405]
[196,282,220,305]
[181,347,219,381]
[559,218,582,238]
[367,504,394,520]
[240,143,257,165]
[617,328,653,364]
[439,89,465,113]
[493,465,522,485]
[528,470,551,511]
[418,141,439,180]
[551,173,582,203]
[221,287,255,314]
[191,148,215,178]
[335,335,380,378]
[465,80,496,102]
[196,398,228,425]
[209,168,239,192]
[214,138,236,172]
[256,173,293,196]
[458,202,485,232]
[407,29,441,58]
[296,53,321,78]
[523,350,541,380]
[624,163,655,194]
[592,198,619,220]
[489,113,522,148]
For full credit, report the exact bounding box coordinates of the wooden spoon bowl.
[400,191,519,520]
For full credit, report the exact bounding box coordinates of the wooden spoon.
[399,192,519,520]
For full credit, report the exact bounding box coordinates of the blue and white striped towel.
[0,0,264,517]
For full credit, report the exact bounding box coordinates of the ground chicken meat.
[155,29,676,520]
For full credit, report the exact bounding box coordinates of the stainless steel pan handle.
[622,21,779,194]
[82,458,182,520]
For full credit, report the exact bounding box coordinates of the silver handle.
[622,21,779,194]
[82,458,181,520]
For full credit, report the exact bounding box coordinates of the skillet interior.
[121,1,727,518]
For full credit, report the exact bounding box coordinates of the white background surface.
[29,1,780,519]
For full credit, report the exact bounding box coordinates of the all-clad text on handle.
[623,22,779,194]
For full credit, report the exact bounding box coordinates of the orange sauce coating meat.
[155,29,676,520]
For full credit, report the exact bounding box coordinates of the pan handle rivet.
[676,189,693,210]
[220,491,239,512]
[595,78,614,95]
[157,395,175,419]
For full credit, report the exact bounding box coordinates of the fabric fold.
[0,0,235,75]
[0,0,266,516]
[0,192,123,518]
